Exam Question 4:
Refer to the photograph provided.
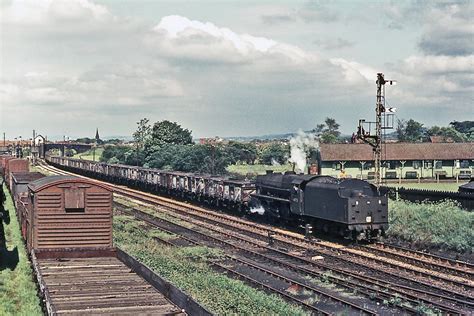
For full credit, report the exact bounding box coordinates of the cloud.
[402,55,474,74]
[298,1,340,23]
[1,1,473,139]
[261,13,296,25]
[418,2,473,56]
[314,37,355,50]
[3,0,115,25]
[329,58,378,83]
[148,15,312,65]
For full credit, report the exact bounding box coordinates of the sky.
[1,0,473,140]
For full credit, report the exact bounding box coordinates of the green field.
[0,185,42,315]
[72,147,104,161]
[386,181,468,192]
[227,163,294,176]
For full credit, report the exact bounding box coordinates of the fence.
[382,187,474,211]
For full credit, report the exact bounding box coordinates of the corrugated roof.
[320,142,474,161]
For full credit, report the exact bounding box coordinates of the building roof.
[320,142,474,162]
[28,175,111,192]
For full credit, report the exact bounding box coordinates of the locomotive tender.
[47,156,388,240]
[253,172,388,239]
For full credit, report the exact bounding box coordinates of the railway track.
[38,161,474,314]
[361,242,474,279]
[116,204,382,315]
[116,202,466,314]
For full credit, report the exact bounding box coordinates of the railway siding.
[32,251,187,316]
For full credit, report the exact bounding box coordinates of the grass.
[227,163,294,177]
[72,147,104,161]
[386,181,468,192]
[387,199,474,252]
[113,213,307,315]
[0,184,42,316]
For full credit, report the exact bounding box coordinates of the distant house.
[318,142,474,180]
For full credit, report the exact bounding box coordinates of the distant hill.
[223,132,296,141]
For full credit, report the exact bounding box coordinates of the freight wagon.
[2,168,191,315]
[47,156,389,240]
[48,156,255,211]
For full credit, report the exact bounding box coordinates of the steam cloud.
[249,206,265,215]
[289,129,319,173]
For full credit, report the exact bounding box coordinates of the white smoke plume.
[249,206,265,215]
[271,158,280,166]
[288,129,319,173]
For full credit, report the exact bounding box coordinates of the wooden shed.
[24,175,113,254]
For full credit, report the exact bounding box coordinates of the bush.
[387,199,474,252]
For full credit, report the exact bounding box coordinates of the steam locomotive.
[252,171,388,240]
[47,156,388,240]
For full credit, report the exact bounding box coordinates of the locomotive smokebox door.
[290,179,305,215]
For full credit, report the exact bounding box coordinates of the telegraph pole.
[357,73,396,189]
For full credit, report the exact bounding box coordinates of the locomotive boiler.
[251,171,388,240]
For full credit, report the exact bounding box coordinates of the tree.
[427,126,467,142]
[450,121,474,140]
[145,144,233,174]
[260,143,289,165]
[450,121,474,134]
[149,120,193,147]
[396,119,407,141]
[225,142,257,165]
[313,117,341,144]
[75,137,94,144]
[133,118,151,150]
[397,119,425,142]
[405,119,425,142]
[100,145,131,163]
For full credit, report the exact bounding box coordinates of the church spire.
[95,128,100,142]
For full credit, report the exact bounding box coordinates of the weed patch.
[0,184,42,316]
[113,215,307,315]
[388,199,473,252]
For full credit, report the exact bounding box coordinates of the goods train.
[1,155,114,256]
[47,156,388,240]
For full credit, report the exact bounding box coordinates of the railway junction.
[2,156,470,315]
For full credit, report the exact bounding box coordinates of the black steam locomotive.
[251,171,388,240]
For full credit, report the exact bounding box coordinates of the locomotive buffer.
[357,73,396,189]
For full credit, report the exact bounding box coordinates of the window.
[386,161,398,170]
[434,161,443,169]
[332,163,342,170]
[412,161,421,169]
[460,160,469,168]
[424,161,432,169]
[364,163,372,170]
